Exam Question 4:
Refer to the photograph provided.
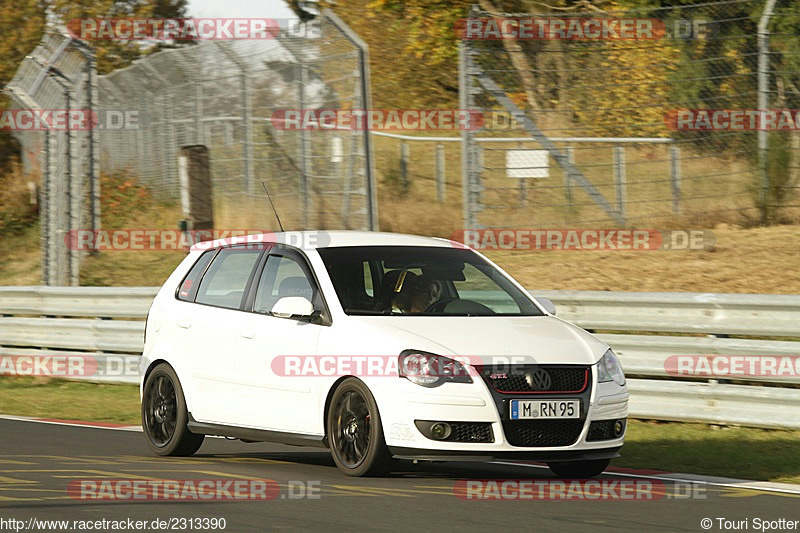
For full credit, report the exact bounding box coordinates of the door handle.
[177,318,191,329]
[240,330,255,339]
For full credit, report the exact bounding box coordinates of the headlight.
[398,350,473,387]
[596,349,626,386]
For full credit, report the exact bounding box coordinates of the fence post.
[435,143,446,202]
[297,61,310,228]
[48,69,78,286]
[758,0,777,224]
[670,144,681,214]
[241,73,253,194]
[613,146,627,226]
[80,44,100,243]
[195,84,204,145]
[400,142,410,190]
[41,131,52,285]
[459,40,480,229]
[565,145,574,208]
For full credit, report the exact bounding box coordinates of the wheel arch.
[142,358,194,412]
[322,375,353,447]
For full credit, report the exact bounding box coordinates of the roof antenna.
[261,181,285,233]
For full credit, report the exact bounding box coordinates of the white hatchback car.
[141,231,628,477]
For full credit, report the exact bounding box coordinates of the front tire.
[326,378,392,477]
[142,363,204,456]
[547,458,610,479]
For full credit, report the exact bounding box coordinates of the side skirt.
[187,414,327,448]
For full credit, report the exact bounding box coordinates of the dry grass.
[485,224,800,294]
[1,205,798,293]
[0,223,40,285]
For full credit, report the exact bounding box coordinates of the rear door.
[183,245,265,424]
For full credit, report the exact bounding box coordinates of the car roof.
[190,230,465,252]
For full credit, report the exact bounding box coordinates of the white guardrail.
[1,286,800,429]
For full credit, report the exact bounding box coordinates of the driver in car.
[393,274,443,313]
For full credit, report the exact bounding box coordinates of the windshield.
[317,246,543,316]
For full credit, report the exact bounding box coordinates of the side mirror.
[534,296,557,315]
[271,296,315,318]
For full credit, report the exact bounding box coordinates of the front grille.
[502,419,585,447]
[448,422,494,443]
[587,419,625,442]
[478,365,589,394]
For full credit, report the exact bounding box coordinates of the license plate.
[510,399,580,420]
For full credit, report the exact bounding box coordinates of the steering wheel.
[425,298,459,313]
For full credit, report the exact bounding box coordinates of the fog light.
[430,422,452,440]
[613,419,625,437]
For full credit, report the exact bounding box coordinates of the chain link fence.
[5,11,377,286]
[98,11,376,233]
[5,31,98,286]
[460,0,800,229]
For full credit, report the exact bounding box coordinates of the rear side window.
[195,248,262,310]
[177,250,215,301]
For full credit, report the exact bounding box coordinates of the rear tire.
[547,459,610,479]
[142,363,204,456]
[327,378,392,477]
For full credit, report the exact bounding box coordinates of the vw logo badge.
[526,369,552,391]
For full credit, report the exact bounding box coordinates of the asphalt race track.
[1,418,798,532]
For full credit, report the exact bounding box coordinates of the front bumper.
[374,365,628,457]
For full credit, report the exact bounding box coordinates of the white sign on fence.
[506,149,549,178]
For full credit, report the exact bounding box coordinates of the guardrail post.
[613,146,627,225]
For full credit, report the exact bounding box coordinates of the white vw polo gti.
[141,231,628,477]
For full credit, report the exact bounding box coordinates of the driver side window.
[254,254,316,315]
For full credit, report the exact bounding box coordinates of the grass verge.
[1,377,798,483]
[0,377,140,425]
[621,420,800,484]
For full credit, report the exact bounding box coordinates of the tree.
[51,0,190,74]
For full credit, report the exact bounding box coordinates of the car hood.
[349,315,607,366]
